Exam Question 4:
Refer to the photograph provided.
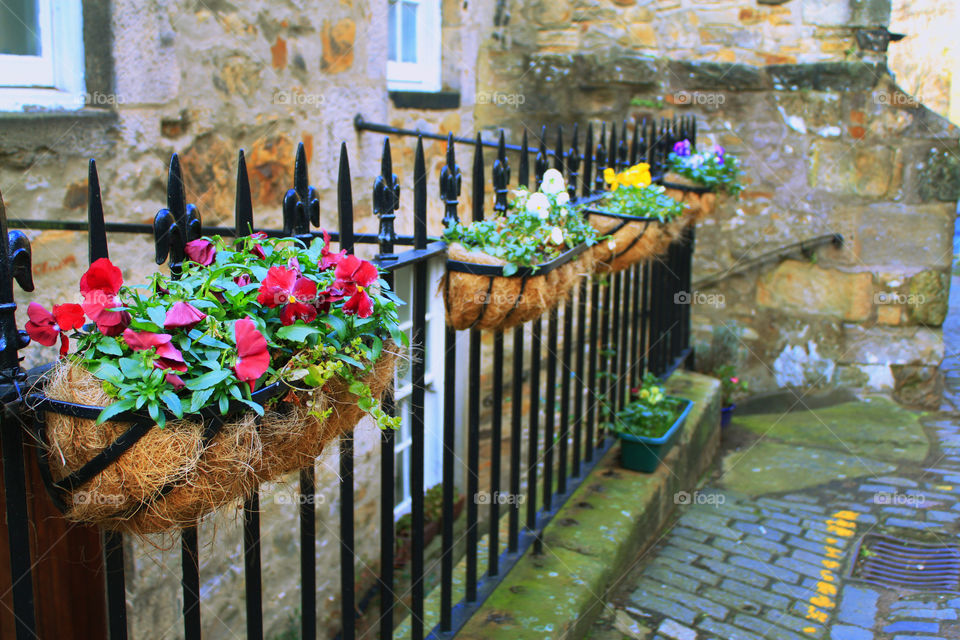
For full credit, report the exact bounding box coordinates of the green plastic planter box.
[617,398,694,473]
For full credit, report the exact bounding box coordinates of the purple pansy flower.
[673,139,692,157]
[713,144,726,165]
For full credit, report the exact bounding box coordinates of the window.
[392,259,446,517]
[387,0,441,92]
[0,0,85,110]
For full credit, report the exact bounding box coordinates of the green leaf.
[334,353,364,369]
[184,369,232,391]
[119,357,147,380]
[148,401,164,428]
[218,394,230,414]
[276,324,321,342]
[89,361,123,384]
[369,335,383,361]
[358,396,375,411]
[95,398,136,424]
[146,305,167,328]
[325,315,347,339]
[189,387,215,412]
[348,381,366,395]
[238,398,265,416]
[97,337,123,356]
[502,262,518,276]
[160,391,183,418]
[198,335,230,349]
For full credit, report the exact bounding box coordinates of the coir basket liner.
[662,172,717,222]
[442,242,594,331]
[28,346,397,536]
[585,208,690,273]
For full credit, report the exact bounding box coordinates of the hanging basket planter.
[441,242,593,331]
[29,347,397,535]
[20,230,407,536]
[585,208,681,273]
[662,172,718,223]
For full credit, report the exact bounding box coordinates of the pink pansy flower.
[122,329,188,372]
[185,239,216,266]
[249,232,268,260]
[165,373,186,390]
[163,301,207,331]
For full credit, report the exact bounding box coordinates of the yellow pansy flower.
[603,167,619,190]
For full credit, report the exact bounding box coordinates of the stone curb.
[456,371,722,639]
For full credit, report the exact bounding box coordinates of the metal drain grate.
[850,534,960,593]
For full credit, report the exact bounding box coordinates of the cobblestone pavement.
[589,281,960,640]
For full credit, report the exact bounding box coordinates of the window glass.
[401,1,418,64]
[0,0,40,56]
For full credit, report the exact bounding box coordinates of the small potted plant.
[442,169,599,330]
[580,163,686,272]
[27,233,403,535]
[609,374,694,473]
[713,364,748,427]
[663,139,742,220]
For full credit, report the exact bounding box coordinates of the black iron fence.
[0,113,697,640]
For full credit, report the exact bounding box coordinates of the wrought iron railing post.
[374,137,399,638]
[440,133,461,632]
[407,135,429,640]
[0,185,36,640]
[153,154,202,278]
[337,142,355,640]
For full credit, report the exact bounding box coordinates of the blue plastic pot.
[617,398,694,473]
[721,403,736,428]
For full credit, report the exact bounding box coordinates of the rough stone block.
[756,260,873,321]
[840,324,944,366]
[808,141,895,196]
[907,270,950,326]
[849,203,954,270]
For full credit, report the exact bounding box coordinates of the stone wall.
[477,0,956,408]
[4,0,958,637]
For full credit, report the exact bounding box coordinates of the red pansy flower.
[185,239,216,266]
[314,286,347,315]
[334,255,379,319]
[24,302,85,356]
[256,266,319,326]
[122,329,187,372]
[164,301,207,331]
[234,318,270,391]
[79,258,130,336]
[319,230,346,271]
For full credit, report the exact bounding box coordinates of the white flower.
[555,191,570,206]
[607,239,617,251]
[550,226,564,245]
[540,169,566,195]
[526,192,551,219]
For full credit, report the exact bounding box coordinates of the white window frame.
[393,257,447,518]
[386,0,442,93]
[0,0,85,111]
